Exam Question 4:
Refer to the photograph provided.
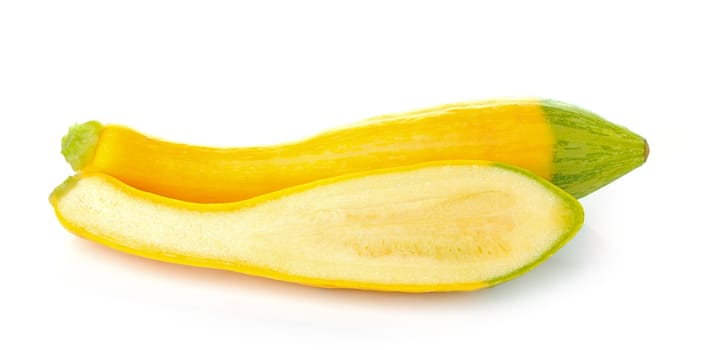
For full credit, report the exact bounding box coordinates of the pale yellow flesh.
[54,163,576,290]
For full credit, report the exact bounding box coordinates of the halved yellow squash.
[50,161,583,292]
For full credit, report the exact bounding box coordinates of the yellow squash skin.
[62,98,646,203]
[50,161,584,293]
[65,99,552,203]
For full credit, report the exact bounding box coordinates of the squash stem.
[61,121,103,171]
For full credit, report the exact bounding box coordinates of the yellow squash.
[50,161,584,292]
[62,98,647,202]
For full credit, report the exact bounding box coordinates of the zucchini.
[61,98,647,202]
[50,161,584,292]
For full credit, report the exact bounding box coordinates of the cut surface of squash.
[51,161,583,292]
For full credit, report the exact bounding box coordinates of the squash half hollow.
[50,161,584,292]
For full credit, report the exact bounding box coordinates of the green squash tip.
[644,139,649,162]
[61,121,103,171]
[49,174,80,206]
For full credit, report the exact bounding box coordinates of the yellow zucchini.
[61,98,647,202]
[50,161,583,292]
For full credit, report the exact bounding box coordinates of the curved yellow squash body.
[50,161,583,292]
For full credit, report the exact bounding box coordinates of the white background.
[1,1,701,349]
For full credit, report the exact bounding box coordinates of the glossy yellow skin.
[81,99,554,203]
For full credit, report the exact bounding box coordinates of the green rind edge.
[485,162,585,287]
[61,121,103,171]
[542,100,647,198]
[49,174,80,206]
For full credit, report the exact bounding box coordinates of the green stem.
[61,121,103,171]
